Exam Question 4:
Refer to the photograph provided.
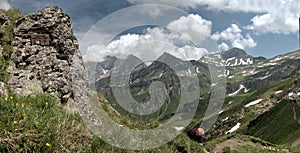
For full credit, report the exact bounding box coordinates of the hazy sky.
[1,0,300,61]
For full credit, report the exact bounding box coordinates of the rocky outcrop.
[0,14,9,26]
[0,82,8,98]
[0,45,7,98]
[7,6,85,103]
[0,45,2,60]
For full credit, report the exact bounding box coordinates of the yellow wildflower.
[23,113,26,118]
[16,103,19,107]
[46,143,51,147]
[4,97,7,101]
[45,102,49,106]
[134,128,139,131]
[9,96,13,100]
[21,103,25,107]
[13,121,17,124]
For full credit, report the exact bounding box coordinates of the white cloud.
[84,14,213,61]
[0,0,11,10]
[127,0,300,34]
[217,42,230,51]
[246,1,300,34]
[85,29,208,62]
[127,0,205,9]
[167,14,212,45]
[212,24,257,50]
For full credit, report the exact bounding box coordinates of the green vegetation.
[235,145,285,153]
[0,93,211,152]
[0,94,92,152]
[0,9,22,83]
[247,100,300,145]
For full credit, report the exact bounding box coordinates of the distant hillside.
[247,99,300,145]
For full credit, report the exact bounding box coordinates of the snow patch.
[250,70,259,75]
[159,72,163,78]
[228,76,234,79]
[245,99,263,107]
[174,127,184,131]
[188,68,191,75]
[222,117,229,122]
[196,67,200,73]
[218,110,224,114]
[218,74,226,78]
[234,59,238,66]
[246,58,253,65]
[271,56,283,62]
[289,92,295,97]
[259,74,271,80]
[257,62,277,68]
[239,59,247,65]
[275,90,283,94]
[226,57,236,64]
[226,70,230,76]
[244,87,250,93]
[228,84,245,96]
[226,122,241,134]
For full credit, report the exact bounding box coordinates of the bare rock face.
[0,82,8,98]
[0,14,9,26]
[0,45,2,61]
[8,6,87,103]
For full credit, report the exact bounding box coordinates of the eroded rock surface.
[8,6,86,104]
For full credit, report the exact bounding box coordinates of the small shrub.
[222,147,231,153]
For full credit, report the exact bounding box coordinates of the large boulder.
[8,6,87,104]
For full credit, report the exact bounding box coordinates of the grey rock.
[0,45,2,59]
[7,6,86,104]
[0,82,8,98]
[0,14,9,26]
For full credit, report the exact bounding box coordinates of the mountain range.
[1,6,300,152]
[92,46,300,151]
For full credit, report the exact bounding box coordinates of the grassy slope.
[0,94,92,152]
[0,93,211,152]
[247,100,300,145]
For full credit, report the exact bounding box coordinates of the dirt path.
[292,138,300,146]
[213,137,264,153]
[293,107,297,121]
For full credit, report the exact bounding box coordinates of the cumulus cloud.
[127,0,204,9]
[0,0,11,10]
[127,0,300,34]
[211,24,257,50]
[167,14,212,45]
[217,42,230,51]
[84,14,212,61]
[246,1,300,34]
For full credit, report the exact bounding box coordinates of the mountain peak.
[157,52,181,62]
[222,48,249,59]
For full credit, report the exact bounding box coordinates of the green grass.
[0,8,22,83]
[0,94,92,152]
[0,93,211,152]
[247,100,300,145]
[234,145,286,153]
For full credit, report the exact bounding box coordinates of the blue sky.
[1,0,300,60]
